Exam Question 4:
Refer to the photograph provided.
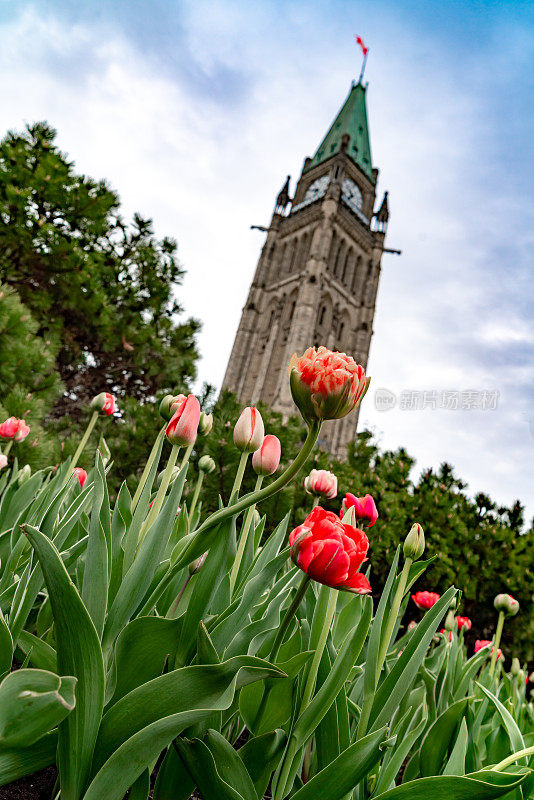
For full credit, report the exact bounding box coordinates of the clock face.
[341,178,363,211]
[304,175,330,203]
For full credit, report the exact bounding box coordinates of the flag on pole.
[354,35,368,56]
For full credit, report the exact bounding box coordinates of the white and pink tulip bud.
[0,454,7,470]
[166,395,201,446]
[0,417,20,440]
[198,411,214,436]
[73,467,87,488]
[91,392,117,416]
[233,407,264,453]
[304,468,338,500]
[494,593,520,617]
[159,393,186,422]
[198,454,216,474]
[14,421,30,442]
[252,434,281,476]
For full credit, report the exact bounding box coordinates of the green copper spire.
[305,81,374,181]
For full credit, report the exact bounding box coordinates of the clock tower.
[222,80,391,458]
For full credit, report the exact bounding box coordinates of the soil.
[0,767,57,800]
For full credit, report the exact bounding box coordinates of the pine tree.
[0,283,63,468]
[0,122,200,421]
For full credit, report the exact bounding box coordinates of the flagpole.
[358,49,369,84]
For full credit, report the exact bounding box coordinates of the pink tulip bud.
[233,407,264,452]
[73,467,87,488]
[304,469,337,500]
[14,421,30,442]
[456,615,472,631]
[340,493,378,527]
[166,394,201,446]
[0,454,7,469]
[0,417,20,440]
[91,392,117,416]
[252,434,281,476]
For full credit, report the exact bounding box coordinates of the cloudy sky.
[1,0,533,521]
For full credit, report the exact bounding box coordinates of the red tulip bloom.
[0,417,20,440]
[456,615,472,631]
[439,629,453,641]
[304,469,338,500]
[252,434,281,476]
[289,506,371,594]
[340,493,378,527]
[412,591,441,611]
[475,639,502,660]
[289,346,368,422]
[166,394,201,446]
[73,467,87,488]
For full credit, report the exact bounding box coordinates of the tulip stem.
[65,411,98,485]
[489,611,505,677]
[2,441,13,457]
[301,585,338,709]
[357,556,412,741]
[131,426,165,511]
[181,442,194,467]
[376,556,412,681]
[274,585,338,800]
[196,421,321,539]
[493,744,534,772]
[139,444,181,544]
[311,496,320,508]
[230,475,263,596]
[254,574,311,731]
[230,451,249,500]
[189,472,204,518]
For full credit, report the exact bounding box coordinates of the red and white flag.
[354,35,368,56]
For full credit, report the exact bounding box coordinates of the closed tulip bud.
[252,434,281,476]
[233,407,264,452]
[494,593,519,617]
[289,346,369,423]
[18,464,31,484]
[511,657,521,677]
[91,392,117,416]
[518,669,526,684]
[159,393,186,422]
[0,417,20,440]
[156,465,180,488]
[198,411,214,436]
[166,395,201,446]
[188,552,207,575]
[252,509,261,528]
[14,421,30,442]
[73,467,87,487]
[444,610,455,632]
[304,469,338,500]
[198,455,216,474]
[403,523,425,560]
[0,454,7,469]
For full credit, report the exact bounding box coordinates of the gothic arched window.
[351,255,362,293]
[341,247,352,283]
